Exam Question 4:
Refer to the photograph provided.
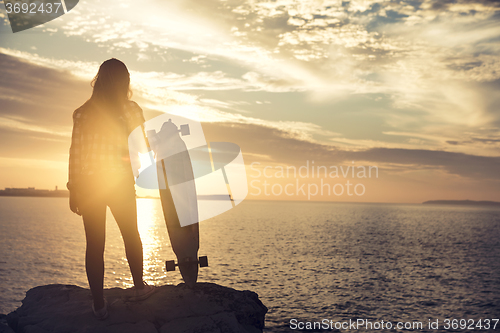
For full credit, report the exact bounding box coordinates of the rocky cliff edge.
[2,283,268,333]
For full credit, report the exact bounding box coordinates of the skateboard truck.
[165,256,209,272]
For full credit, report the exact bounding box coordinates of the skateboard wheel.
[166,260,176,271]
[199,256,208,268]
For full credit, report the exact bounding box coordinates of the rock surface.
[0,314,15,333]
[6,283,268,333]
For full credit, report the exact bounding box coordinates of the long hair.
[85,58,132,133]
[90,58,132,109]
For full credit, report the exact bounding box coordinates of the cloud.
[0,52,90,130]
[2,1,500,195]
[9,0,498,116]
[0,48,499,201]
[0,126,69,161]
[202,121,500,182]
[3,47,498,157]
[351,147,500,181]
[0,47,98,81]
[0,51,339,157]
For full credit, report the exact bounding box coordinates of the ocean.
[0,197,499,332]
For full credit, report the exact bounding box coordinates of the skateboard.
[144,119,208,287]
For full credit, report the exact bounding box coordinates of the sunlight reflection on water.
[137,198,169,287]
[1,197,499,332]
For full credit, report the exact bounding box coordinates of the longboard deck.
[157,157,200,287]
[142,120,203,287]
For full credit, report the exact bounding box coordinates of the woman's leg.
[109,188,144,288]
[81,201,107,310]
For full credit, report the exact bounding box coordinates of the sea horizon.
[1,187,499,207]
[1,197,499,332]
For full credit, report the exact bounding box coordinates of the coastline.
[0,188,69,198]
[423,199,500,207]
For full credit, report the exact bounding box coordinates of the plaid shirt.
[68,100,145,190]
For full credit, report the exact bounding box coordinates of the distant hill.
[423,200,500,207]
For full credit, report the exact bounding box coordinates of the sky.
[0,0,499,203]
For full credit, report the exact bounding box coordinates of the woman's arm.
[126,101,148,178]
[68,108,86,215]
[126,101,146,130]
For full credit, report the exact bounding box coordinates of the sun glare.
[135,198,168,286]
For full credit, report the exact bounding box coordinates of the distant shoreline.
[423,200,500,207]
[0,190,498,207]
[0,187,69,198]
[0,187,161,199]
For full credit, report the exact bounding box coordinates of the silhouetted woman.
[68,59,155,319]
